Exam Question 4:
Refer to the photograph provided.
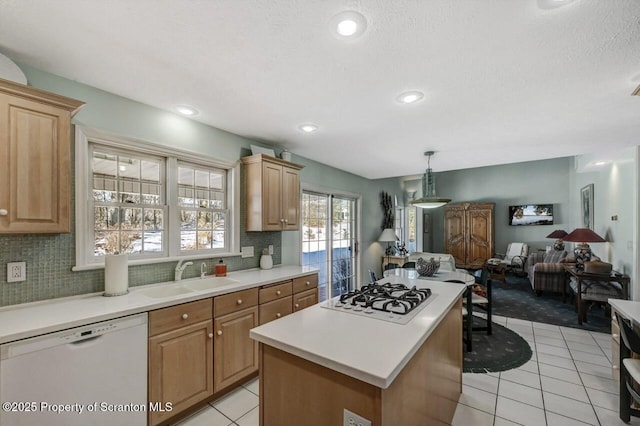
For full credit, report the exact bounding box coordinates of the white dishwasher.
[0,312,147,426]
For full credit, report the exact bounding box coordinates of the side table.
[484,261,506,285]
[563,265,630,325]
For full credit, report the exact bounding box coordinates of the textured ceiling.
[1,0,639,179]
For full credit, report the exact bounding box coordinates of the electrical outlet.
[343,409,371,426]
[268,244,274,255]
[7,262,26,283]
[241,246,254,258]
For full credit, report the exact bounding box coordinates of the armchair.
[493,242,529,275]
[526,250,568,294]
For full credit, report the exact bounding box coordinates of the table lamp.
[378,228,398,269]
[546,229,568,251]
[563,228,606,270]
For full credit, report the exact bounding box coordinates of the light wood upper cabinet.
[241,154,303,231]
[0,78,84,233]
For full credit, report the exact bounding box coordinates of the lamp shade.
[378,228,398,242]
[546,230,568,239]
[563,228,606,243]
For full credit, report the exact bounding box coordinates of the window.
[91,147,166,257]
[75,128,238,269]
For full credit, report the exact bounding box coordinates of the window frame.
[74,127,240,270]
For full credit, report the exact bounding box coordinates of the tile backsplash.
[0,154,283,307]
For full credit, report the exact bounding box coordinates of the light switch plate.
[241,246,254,258]
[268,245,274,255]
[7,261,26,282]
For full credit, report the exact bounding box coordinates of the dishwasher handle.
[68,334,103,346]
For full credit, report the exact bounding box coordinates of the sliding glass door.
[301,191,358,302]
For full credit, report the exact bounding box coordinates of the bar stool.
[446,279,472,352]
[617,315,640,422]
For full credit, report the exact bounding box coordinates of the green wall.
[0,65,398,306]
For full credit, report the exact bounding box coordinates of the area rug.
[463,317,532,373]
[491,273,610,334]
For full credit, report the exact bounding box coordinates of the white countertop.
[250,277,466,389]
[610,299,640,325]
[0,265,317,345]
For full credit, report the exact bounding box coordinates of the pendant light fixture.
[410,151,451,209]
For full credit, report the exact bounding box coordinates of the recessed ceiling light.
[330,11,367,39]
[298,123,318,133]
[397,91,425,104]
[174,105,198,116]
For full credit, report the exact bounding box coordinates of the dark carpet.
[491,273,610,334]
[464,317,532,373]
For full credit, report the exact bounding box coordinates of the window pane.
[195,170,209,188]
[181,210,197,230]
[144,209,163,231]
[141,160,160,183]
[178,167,194,186]
[197,231,213,249]
[94,207,109,230]
[181,231,196,251]
[212,230,225,249]
[178,186,195,207]
[144,231,163,253]
[198,211,212,229]
[106,207,120,230]
[121,207,142,230]
[210,191,225,209]
[121,231,142,254]
[210,172,224,190]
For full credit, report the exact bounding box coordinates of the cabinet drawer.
[214,288,259,317]
[293,288,318,312]
[259,281,292,304]
[149,299,212,337]
[293,274,318,294]
[259,296,293,325]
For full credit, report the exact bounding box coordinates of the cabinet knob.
[237,299,243,305]
[208,333,213,339]
[280,219,285,223]
[276,313,281,318]
[284,219,288,224]
[613,365,619,370]
[0,209,7,216]
[182,313,189,320]
[613,333,619,338]
[305,281,310,286]
[276,290,281,295]
[295,303,300,309]
[217,330,223,336]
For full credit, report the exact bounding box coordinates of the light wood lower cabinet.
[293,288,318,312]
[148,299,213,425]
[213,307,259,393]
[260,296,293,325]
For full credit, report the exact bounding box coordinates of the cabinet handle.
[208,333,213,339]
[613,333,619,338]
[276,313,281,318]
[237,299,243,305]
[276,290,281,295]
[217,330,223,336]
[182,313,189,320]
[295,303,299,309]
[0,209,7,216]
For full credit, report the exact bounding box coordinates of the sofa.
[408,252,456,272]
[526,250,568,294]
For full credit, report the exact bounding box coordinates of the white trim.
[74,126,240,269]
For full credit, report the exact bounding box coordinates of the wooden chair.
[471,268,492,335]
[616,315,640,422]
[446,279,472,352]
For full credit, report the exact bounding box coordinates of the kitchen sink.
[184,276,239,291]
[138,285,194,299]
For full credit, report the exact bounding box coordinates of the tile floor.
[177,315,640,426]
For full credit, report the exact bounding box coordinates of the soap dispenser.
[260,248,273,270]
[215,259,227,277]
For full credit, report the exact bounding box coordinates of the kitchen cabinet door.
[0,79,83,233]
[148,320,213,425]
[213,307,259,393]
[242,154,303,231]
[293,288,318,312]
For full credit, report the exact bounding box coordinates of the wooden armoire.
[444,202,495,269]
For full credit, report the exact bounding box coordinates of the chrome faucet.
[200,262,207,278]
[174,260,193,281]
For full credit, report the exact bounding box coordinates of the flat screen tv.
[509,204,553,226]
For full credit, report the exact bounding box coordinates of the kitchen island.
[250,276,465,425]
